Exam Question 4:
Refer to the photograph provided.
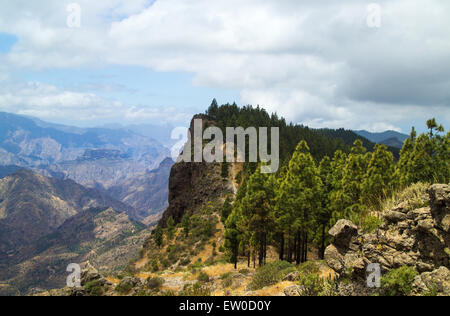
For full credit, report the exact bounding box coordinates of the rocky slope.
[107,158,174,223]
[0,207,150,295]
[0,170,149,295]
[324,184,449,296]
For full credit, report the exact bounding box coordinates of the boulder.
[282,271,301,282]
[284,285,303,296]
[329,220,358,249]
[412,266,450,296]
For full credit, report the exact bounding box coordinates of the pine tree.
[154,226,164,248]
[166,216,175,240]
[340,140,369,222]
[317,156,333,259]
[239,166,276,266]
[224,211,240,269]
[221,197,233,223]
[394,127,417,187]
[277,141,322,264]
[181,213,190,237]
[362,144,395,208]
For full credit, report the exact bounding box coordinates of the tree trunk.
[319,224,326,260]
[279,234,285,261]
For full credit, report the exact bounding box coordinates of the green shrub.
[115,282,133,295]
[249,261,293,290]
[298,261,321,275]
[197,271,210,283]
[84,280,104,296]
[298,273,324,296]
[361,215,383,234]
[179,282,211,296]
[380,266,418,296]
[146,277,165,290]
[238,269,250,275]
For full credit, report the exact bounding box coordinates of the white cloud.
[0,0,449,131]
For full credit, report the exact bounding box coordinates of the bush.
[238,269,250,275]
[115,282,133,295]
[380,266,418,296]
[361,215,383,234]
[146,277,165,290]
[298,261,320,275]
[298,273,324,296]
[84,280,104,296]
[179,282,211,296]
[249,261,293,290]
[197,271,210,283]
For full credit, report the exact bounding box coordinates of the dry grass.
[382,182,429,211]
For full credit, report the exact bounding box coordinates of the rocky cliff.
[325,184,450,296]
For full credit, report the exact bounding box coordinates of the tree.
[239,166,276,266]
[362,144,395,208]
[181,213,190,237]
[277,141,323,264]
[317,156,333,259]
[340,140,369,222]
[154,226,164,248]
[224,211,240,269]
[221,197,233,223]
[166,216,175,240]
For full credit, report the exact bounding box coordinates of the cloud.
[0,79,192,126]
[0,0,449,131]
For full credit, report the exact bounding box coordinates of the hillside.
[0,207,150,295]
[107,158,174,224]
[0,170,149,294]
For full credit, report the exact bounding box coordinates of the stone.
[412,266,450,296]
[284,285,303,296]
[329,220,358,249]
[384,211,407,223]
[282,271,300,282]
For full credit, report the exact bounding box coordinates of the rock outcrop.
[325,184,450,296]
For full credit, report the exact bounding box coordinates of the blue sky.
[0,33,17,54]
[0,0,448,133]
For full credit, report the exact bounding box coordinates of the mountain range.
[355,130,409,149]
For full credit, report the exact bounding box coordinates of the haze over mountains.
[0,112,170,189]
[355,130,409,149]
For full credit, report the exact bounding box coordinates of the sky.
[0,0,449,133]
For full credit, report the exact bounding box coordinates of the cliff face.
[325,184,450,296]
[159,115,234,227]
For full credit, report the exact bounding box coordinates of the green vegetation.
[179,282,211,296]
[220,105,448,268]
[146,277,165,290]
[248,261,293,290]
[380,266,418,296]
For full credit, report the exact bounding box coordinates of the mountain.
[0,169,136,259]
[0,207,150,295]
[355,130,409,148]
[0,112,170,189]
[0,169,149,294]
[107,158,175,224]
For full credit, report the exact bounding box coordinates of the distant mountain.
[107,158,174,224]
[0,165,20,179]
[0,112,170,189]
[0,170,148,294]
[355,130,409,148]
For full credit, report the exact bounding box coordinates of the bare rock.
[329,220,358,249]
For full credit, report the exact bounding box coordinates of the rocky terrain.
[324,184,449,296]
[107,158,174,223]
[0,170,150,295]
